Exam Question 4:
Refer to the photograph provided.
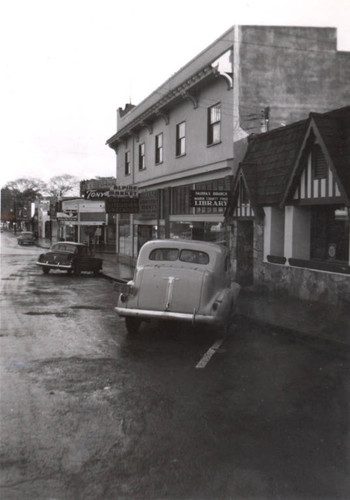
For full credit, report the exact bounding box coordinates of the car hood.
[136,266,205,313]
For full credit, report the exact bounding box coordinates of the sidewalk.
[237,287,350,353]
[36,239,350,351]
[96,250,134,281]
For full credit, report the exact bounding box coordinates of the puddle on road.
[24,311,70,318]
[69,305,104,310]
[29,289,61,296]
[23,357,125,394]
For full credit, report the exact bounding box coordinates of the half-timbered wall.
[232,178,255,218]
[293,146,342,204]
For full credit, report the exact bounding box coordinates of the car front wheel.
[125,317,141,334]
[42,267,50,274]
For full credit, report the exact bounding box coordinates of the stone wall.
[253,224,350,310]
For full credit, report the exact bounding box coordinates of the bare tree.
[46,174,79,197]
[5,178,47,198]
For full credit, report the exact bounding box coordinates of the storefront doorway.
[236,220,254,286]
[137,225,153,252]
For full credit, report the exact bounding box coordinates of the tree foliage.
[46,174,79,197]
[4,174,80,199]
[4,177,47,202]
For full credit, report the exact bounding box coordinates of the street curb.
[236,313,350,360]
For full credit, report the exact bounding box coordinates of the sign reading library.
[190,190,229,208]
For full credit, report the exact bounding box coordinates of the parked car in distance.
[36,241,103,276]
[17,231,36,245]
[115,239,240,334]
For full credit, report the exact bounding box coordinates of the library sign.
[190,190,229,208]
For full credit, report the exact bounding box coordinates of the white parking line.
[195,338,225,369]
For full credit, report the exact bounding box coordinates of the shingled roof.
[234,106,350,210]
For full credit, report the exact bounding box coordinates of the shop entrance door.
[137,225,153,252]
[236,220,254,286]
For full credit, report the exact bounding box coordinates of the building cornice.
[106,65,222,150]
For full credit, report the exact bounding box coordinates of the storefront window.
[170,221,226,243]
[310,205,349,262]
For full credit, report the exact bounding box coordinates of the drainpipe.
[233,24,240,174]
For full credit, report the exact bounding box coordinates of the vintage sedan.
[115,239,240,334]
[36,241,103,276]
[17,231,36,245]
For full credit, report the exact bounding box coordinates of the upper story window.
[125,151,131,176]
[155,133,163,164]
[176,121,186,157]
[312,144,327,179]
[207,103,221,145]
[139,143,145,170]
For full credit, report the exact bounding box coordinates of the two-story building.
[106,25,350,265]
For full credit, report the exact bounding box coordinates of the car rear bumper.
[115,306,220,325]
[36,261,72,270]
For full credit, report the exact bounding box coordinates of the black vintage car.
[36,242,103,276]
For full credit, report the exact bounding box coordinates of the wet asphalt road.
[1,232,349,499]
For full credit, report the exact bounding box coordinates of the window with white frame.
[207,103,221,145]
[176,122,186,157]
[155,133,163,164]
[310,205,349,261]
[139,143,145,170]
[125,151,130,176]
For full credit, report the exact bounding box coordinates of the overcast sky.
[1,0,349,188]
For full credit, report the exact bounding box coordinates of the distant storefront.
[59,199,106,249]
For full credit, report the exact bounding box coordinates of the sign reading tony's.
[190,190,229,208]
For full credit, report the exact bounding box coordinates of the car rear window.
[179,250,209,265]
[149,248,179,261]
[52,244,77,253]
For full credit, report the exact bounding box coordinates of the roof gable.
[226,166,257,218]
[283,107,350,205]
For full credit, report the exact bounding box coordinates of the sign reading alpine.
[105,184,139,214]
[190,190,229,208]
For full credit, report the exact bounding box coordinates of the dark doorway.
[138,225,153,252]
[236,220,254,286]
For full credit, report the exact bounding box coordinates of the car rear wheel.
[125,317,141,334]
[42,267,50,274]
[74,264,81,276]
